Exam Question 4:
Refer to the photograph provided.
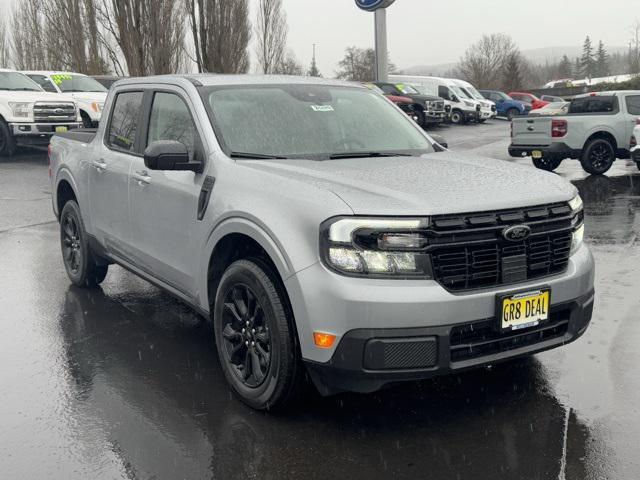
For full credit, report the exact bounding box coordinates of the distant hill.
[400,45,629,76]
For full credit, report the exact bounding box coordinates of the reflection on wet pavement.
[1,142,639,479]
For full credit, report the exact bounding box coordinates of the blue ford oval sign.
[355,0,396,12]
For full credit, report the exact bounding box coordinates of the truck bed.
[55,129,98,144]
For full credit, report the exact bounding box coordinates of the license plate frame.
[531,150,543,159]
[496,287,551,332]
[55,126,68,133]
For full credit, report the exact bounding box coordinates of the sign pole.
[374,8,388,82]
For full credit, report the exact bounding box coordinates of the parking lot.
[1,120,639,479]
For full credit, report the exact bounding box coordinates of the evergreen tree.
[574,57,582,78]
[580,36,595,78]
[501,52,523,91]
[595,40,609,77]
[308,45,321,77]
[557,55,573,78]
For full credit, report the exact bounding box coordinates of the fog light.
[313,332,336,349]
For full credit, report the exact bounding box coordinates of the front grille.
[33,103,76,123]
[449,308,570,362]
[364,337,438,370]
[433,100,445,112]
[428,203,578,291]
[491,104,497,112]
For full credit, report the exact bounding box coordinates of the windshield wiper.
[328,151,414,160]
[230,151,289,160]
[10,88,40,91]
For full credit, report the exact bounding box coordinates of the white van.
[451,79,497,122]
[390,75,481,124]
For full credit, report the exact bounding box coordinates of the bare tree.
[0,17,10,67]
[255,0,286,74]
[10,0,47,70]
[98,0,185,76]
[185,0,251,73]
[274,50,303,75]
[629,20,640,74]
[456,33,520,89]
[335,47,395,82]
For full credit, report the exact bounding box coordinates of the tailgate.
[512,117,553,146]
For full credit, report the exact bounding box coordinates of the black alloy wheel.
[62,212,83,275]
[221,284,272,388]
[581,138,615,175]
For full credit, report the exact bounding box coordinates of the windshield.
[203,84,434,159]
[450,85,470,99]
[50,74,107,93]
[464,85,486,101]
[396,83,419,95]
[0,72,43,91]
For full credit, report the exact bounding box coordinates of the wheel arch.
[584,130,618,150]
[54,168,80,219]
[200,218,296,315]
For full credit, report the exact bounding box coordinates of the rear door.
[511,117,553,146]
[89,90,144,257]
[128,87,208,296]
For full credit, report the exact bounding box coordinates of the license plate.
[498,288,550,331]
[531,150,543,159]
[55,126,68,133]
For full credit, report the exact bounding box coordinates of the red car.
[508,92,549,111]
[363,83,417,119]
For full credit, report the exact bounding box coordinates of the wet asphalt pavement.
[1,121,639,480]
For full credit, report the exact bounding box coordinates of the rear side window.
[569,96,617,114]
[625,95,640,115]
[107,91,144,152]
[147,92,200,161]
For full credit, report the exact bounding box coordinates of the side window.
[379,84,396,95]
[625,95,640,115]
[147,92,200,161]
[28,75,57,93]
[107,91,144,152]
[438,86,451,100]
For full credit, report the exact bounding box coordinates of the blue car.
[479,90,531,120]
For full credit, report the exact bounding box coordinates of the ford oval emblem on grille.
[502,225,531,242]
[54,108,64,114]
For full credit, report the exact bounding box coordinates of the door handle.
[92,159,107,171]
[133,170,151,185]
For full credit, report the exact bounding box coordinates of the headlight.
[321,217,433,278]
[464,100,474,107]
[569,194,585,255]
[8,102,34,119]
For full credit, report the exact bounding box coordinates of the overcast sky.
[1,0,636,75]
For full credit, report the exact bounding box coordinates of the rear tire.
[506,108,519,121]
[60,200,108,288]
[532,157,562,171]
[450,110,464,125]
[214,258,303,411]
[0,118,17,157]
[580,138,615,175]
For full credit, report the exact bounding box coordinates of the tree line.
[450,23,640,91]
[0,0,322,77]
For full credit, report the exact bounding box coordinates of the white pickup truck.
[0,69,81,157]
[509,91,640,174]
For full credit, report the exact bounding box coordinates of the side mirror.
[451,95,459,103]
[144,140,202,173]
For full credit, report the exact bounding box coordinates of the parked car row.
[0,68,110,157]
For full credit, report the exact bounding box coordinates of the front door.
[89,90,144,258]
[128,89,207,296]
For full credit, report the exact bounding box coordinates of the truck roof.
[574,90,640,98]
[22,70,89,77]
[115,74,360,89]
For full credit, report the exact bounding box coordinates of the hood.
[242,153,577,216]
[69,91,107,104]
[0,90,76,103]
[403,93,439,103]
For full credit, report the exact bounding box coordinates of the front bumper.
[9,122,82,145]
[285,244,594,395]
[424,111,447,123]
[508,142,580,160]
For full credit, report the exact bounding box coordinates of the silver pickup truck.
[50,75,594,410]
[509,91,640,174]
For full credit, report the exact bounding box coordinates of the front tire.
[532,157,562,171]
[0,118,17,157]
[450,110,464,125]
[60,200,108,287]
[214,259,302,410]
[581,138,615,175]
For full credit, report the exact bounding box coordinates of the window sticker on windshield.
[311,105,334,112]
[50,74,72,85]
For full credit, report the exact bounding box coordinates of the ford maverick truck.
[50,75,595,410]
